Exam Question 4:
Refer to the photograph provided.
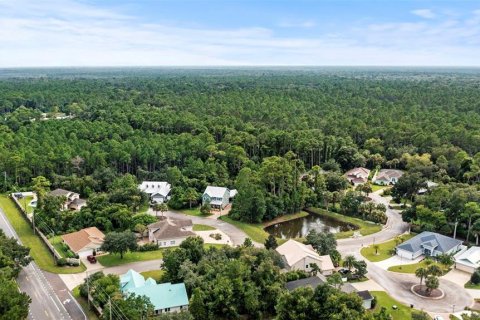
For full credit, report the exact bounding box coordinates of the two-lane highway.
[0,208,78,320]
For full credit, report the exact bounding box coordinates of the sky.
[1,0,480,67]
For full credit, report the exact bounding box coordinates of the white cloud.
[0,0,479,66]
[412,9,436,19]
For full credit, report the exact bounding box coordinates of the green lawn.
[465,281,480,289]
[97,250,165,267]
[179,207,212,217]
[370,291,429,320]
[193,224,216,231]
[0,195,85,274]
[387,260,448,274]
[18,195,35,214]
[371,185,387,192]
[307,208,383,239]
[97,244,225,267]
[361,234,414,262]
[140,270,165,282]
[219,216,270,244]
[72,286,100,320]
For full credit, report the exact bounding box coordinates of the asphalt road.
[0,208,85,320]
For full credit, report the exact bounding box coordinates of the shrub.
[57,258,67,266]
[370,296,377,309]
[137,243,159,252]
[471,270,480,284]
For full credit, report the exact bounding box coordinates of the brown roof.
[49,188,73,196]
[376,169,404,180]
[61,227,105,253]
[148,219,194,241]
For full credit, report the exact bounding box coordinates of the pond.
[264,213,358,239]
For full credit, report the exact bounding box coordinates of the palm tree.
[427,264,443,277]
[472,219,480,245]
[425,275,439,296]
[415,267,428,286]
[310,263,322,276]
[373,244,380,255]
[437,253,454,269]
[343,255,357,272]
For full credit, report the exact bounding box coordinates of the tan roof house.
[373,169,404,185]
[61,227,105,258]
[344,167,370,186]
[148,218,195,248]
[275,239,335,275]
[48,188,87,211]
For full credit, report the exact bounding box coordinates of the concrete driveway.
[195,230,232,245]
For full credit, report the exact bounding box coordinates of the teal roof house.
[120,269,189,314]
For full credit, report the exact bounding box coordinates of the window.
[170,240,175,245]
[165,308,171,312]
[306,264,309,268]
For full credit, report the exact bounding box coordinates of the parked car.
[87,255,97,264]
[14,193,24,199]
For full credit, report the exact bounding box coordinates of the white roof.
[276,239,334,270]
[455,246,480,268]
[204,186,229,198]
[139,181,171,197]
[229,189,238,198]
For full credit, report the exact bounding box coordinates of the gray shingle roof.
[285,275,327,291]
[396,231,462,254]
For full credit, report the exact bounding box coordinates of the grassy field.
[220,216,271,244]
[179,207,212,217]
[465,281,480,289]
[97,250,165,267]
[49,235,69,258]
[98,244,225,267]
[18,195,35,214]
[193,224,216,231]
[360,234,414,262]
[307,208,383,239]
[387,259,448,274]
[72,286,100,320]
[371,185,387,192]
[370,291,429,320]
[140,270,165,282]
[0,195,85,274]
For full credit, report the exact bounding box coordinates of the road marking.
[50,295,60,311]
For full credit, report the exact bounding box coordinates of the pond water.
[264,214,358,239]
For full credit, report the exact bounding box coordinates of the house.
[138,181,171,204]
[48,188,87,211]
[61,227,105,258]
[202,186,230,210]
[344,167,370,186]
[396,231,463,260]
[147,218,195,248]
[285,275,374,309]
[417,181,439,195]
[455,246,480,274]
[120,269,189,314]
[373,169,404,185]
[275,239,335,275]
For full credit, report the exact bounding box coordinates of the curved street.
[338,190,474,316]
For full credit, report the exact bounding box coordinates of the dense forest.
[1,68,479,230]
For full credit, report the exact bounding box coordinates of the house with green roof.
[120,269,189,314]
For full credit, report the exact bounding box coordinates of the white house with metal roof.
[138,181,171,204]
[396,231,463,260]
[455,246,480,274]
[202,186,231,210]
[275,239,335,275]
